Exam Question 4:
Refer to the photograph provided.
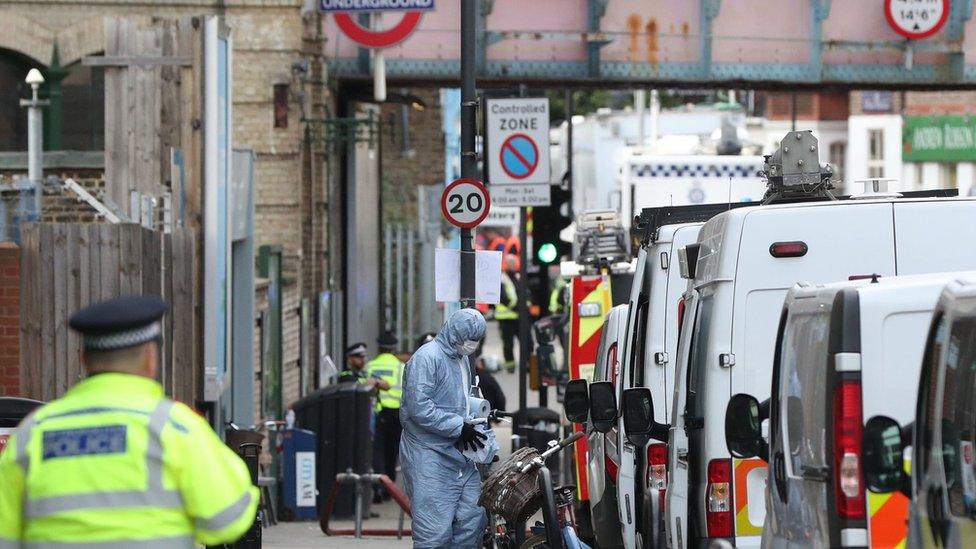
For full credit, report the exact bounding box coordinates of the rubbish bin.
[0,397,43,453]
[291,382,374,518]
[512,407,560,469]
[280,428,317,520]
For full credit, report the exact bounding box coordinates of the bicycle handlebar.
[539,431,585,460]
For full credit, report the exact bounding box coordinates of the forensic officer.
[0,295,259,547]
[366,331,405,502]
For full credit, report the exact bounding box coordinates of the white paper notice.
[435,248,502,303]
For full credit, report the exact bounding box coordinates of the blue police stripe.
[42,426,127,460]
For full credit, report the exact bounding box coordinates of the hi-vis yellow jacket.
[0,373,259,548]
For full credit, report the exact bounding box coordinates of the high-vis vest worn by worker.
[495,273,518,321]
[0,373,259,548]
[366,352,404,410]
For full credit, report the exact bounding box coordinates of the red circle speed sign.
[885,0,948,40]
[441,178,491,229]
[334,11,423,48]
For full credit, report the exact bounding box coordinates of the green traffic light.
[537,242,558,264]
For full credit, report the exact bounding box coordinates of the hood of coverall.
[435,308,486,359]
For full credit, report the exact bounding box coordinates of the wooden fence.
[19,223,197,403]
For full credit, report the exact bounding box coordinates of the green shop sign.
[903,115,976,162]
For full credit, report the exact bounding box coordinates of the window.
[917,314,946,487]
[685,294,713,420]
[628,295,649,388]
[940,163,958,189]
[829,142,846,183]
[593,324,610,382]
[940,317,976,518]
[868,129,885,179]
[781,307,832,476]
[273,83,289,129]
[0,51,32,150]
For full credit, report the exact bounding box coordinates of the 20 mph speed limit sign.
[441,178,491,229]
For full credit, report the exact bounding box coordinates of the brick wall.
[903,91,976,116]
[380,88,445,225]
[0,242,19,396]
[762,91,850,121]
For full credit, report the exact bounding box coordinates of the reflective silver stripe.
[146,400,175,492]
[25,489,183,519]
[23,535,193,548]
[195,490,254,532]
[25,400,183,520]
[15,414,37,473]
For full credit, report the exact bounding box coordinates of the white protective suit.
[399,308,487,548]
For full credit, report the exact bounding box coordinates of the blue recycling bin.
[281,428,317,520]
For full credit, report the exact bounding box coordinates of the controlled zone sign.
[321,0,433,48]
[486,98,551,185]
[884,0,948,40]
[441,178,491,228]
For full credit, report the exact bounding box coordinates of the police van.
[608,205,765,549]
[863,277,976,548]
[644,129,969,549]
[663,191,976,549]
[726,272,974,548]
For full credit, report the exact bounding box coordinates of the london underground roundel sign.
[333,11,423,48]
[885,0,949,40]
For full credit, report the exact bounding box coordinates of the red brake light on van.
[832,380,866,520]
[706,459,734,538]
[769,241,808,258]
[647,443,667,490]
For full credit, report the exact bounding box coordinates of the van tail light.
[832,379,866,520]
[677,298,686,337]
[706,459,734,538]
[769,241,808,258]
[647,443,667,490]
[605,454,619,484]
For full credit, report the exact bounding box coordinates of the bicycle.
[482,426,588,549]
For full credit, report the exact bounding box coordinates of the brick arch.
[0,14,54,66]
[59,18,105,67]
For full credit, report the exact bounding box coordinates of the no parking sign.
[486,98,551,195]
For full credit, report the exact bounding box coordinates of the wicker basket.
[479,446,543,523]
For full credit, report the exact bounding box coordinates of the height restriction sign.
[486,98,551,185]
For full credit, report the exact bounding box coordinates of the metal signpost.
[485,95,551,411]
[459,0,478,308]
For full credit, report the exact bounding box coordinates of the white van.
[664,195,976,548]
[862,277,976,549]
[588,303,629,548]
[726,273,973,548]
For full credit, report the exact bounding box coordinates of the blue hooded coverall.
[400,308,487,548]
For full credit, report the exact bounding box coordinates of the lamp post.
[20,68,48,218]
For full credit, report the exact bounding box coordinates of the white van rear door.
[893,200,976,274]
[728,203,897,539]
[666,290,699,549]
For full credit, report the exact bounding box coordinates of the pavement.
[260,320,567,547]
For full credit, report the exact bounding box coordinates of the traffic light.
[532,179,572,265]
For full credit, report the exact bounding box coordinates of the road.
[262,319,566,547]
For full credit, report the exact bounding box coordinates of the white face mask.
[459,340,480,356]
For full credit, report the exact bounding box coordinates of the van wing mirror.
[622,388,654,447]
[563,379,590,424]
[725,394,766,460]
[589,381,617,433]
[863,415,907,494]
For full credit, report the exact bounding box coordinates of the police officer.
[366,331,404,502]
[0,295,258,547]
[341,343,391,392]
